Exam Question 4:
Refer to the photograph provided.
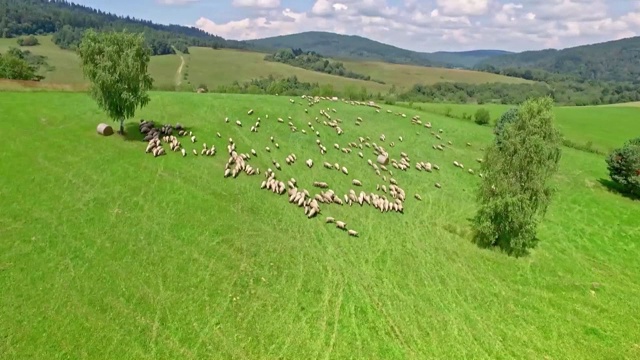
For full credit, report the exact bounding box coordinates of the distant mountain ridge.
[476,36,640,82]
[244,31,513,68]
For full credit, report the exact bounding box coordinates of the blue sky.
[71,0,640,52]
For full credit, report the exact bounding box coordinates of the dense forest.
[0,0,248,55]
[246,31,513,68]
[264,48,384,84]
[475,36,640,82]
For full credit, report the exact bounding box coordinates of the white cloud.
[192,0,640,52]
[231,0,280,9]
[436,0,492,17]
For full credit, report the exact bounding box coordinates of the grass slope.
[1,36,528,93]
[1,92,639,359]
[401,102,640,154]
[0,36,180,90]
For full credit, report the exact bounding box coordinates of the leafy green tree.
[472,96,562,257]
[77,29,153,135]
[474,108,491,125]
[605,137,640,197]
[0,50,38,80]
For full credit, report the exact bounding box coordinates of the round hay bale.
[377,153,389,165]
[97,123,114,136]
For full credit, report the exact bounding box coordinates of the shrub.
[474,108,491,125]
[197,83,209,92]
[473,96,562,257]
[605,137,640,197]
[17,35,39,46]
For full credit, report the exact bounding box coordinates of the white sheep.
[306,159,314,168]
[347,230,358,237]
[181,148,186,157]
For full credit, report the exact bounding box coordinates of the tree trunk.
[119,119,125,135]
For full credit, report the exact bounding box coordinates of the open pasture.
[402,102,640,154]
[0,36,182,90]
[1,92,639,359]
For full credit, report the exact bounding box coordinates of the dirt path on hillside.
[175,53,185,87]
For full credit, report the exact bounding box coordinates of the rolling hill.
[245,31,513,68]
[476,35,640,82]
[0,36,530,93]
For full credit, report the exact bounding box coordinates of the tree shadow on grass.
[597,178,640,201]
[122,122,145,142]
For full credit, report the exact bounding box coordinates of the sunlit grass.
[1,92,639,359]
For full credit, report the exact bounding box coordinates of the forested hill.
[245,31,513,68]
[475,36,640,82]
[0,0,248,54]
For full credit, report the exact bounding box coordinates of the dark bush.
[494,108,519,147]
[606,137,640,197]
[474,108,491,125]
[17,35,39,46]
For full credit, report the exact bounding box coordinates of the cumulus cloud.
[192,0,640,51]
[231,0,280,9]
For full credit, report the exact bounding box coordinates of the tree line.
[264,48,385,84]
[0,0,247,55]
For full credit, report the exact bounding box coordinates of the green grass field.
[1,91,639,359]
[1,36,529,93]
[401,102,640,154]
[0,36,180,90]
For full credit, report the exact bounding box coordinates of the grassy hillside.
[245,31,513,68]
[1,91,639,359]
[1,36,529,93]
[188,47,530,92]
[0,36,180,89]
[476,36,640,82]
[399,102,640,154]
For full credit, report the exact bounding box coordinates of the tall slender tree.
[77,29,153,134]
[472,96,562,256]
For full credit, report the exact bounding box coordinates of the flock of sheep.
[137,95,482,237]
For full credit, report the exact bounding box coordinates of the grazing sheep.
[352,179,362,186]
[181,148,186,157]
[435,183,442,188]
[248,109,254,115]
[336,221,347,230]
[275,143,279,149]
[236,120,242,127]
[415,194,422,201]
[251,149,257,156]
[341,167,348,175]
[306,159,314,168]
[192,149,198,156]
[191,135,196,143]
[347,230,358,237]
[266,147,271,152]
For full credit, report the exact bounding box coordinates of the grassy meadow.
[1,91,639,359]
[0,36,180,89]
[401,102,640,154]
[1,36,529,93]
